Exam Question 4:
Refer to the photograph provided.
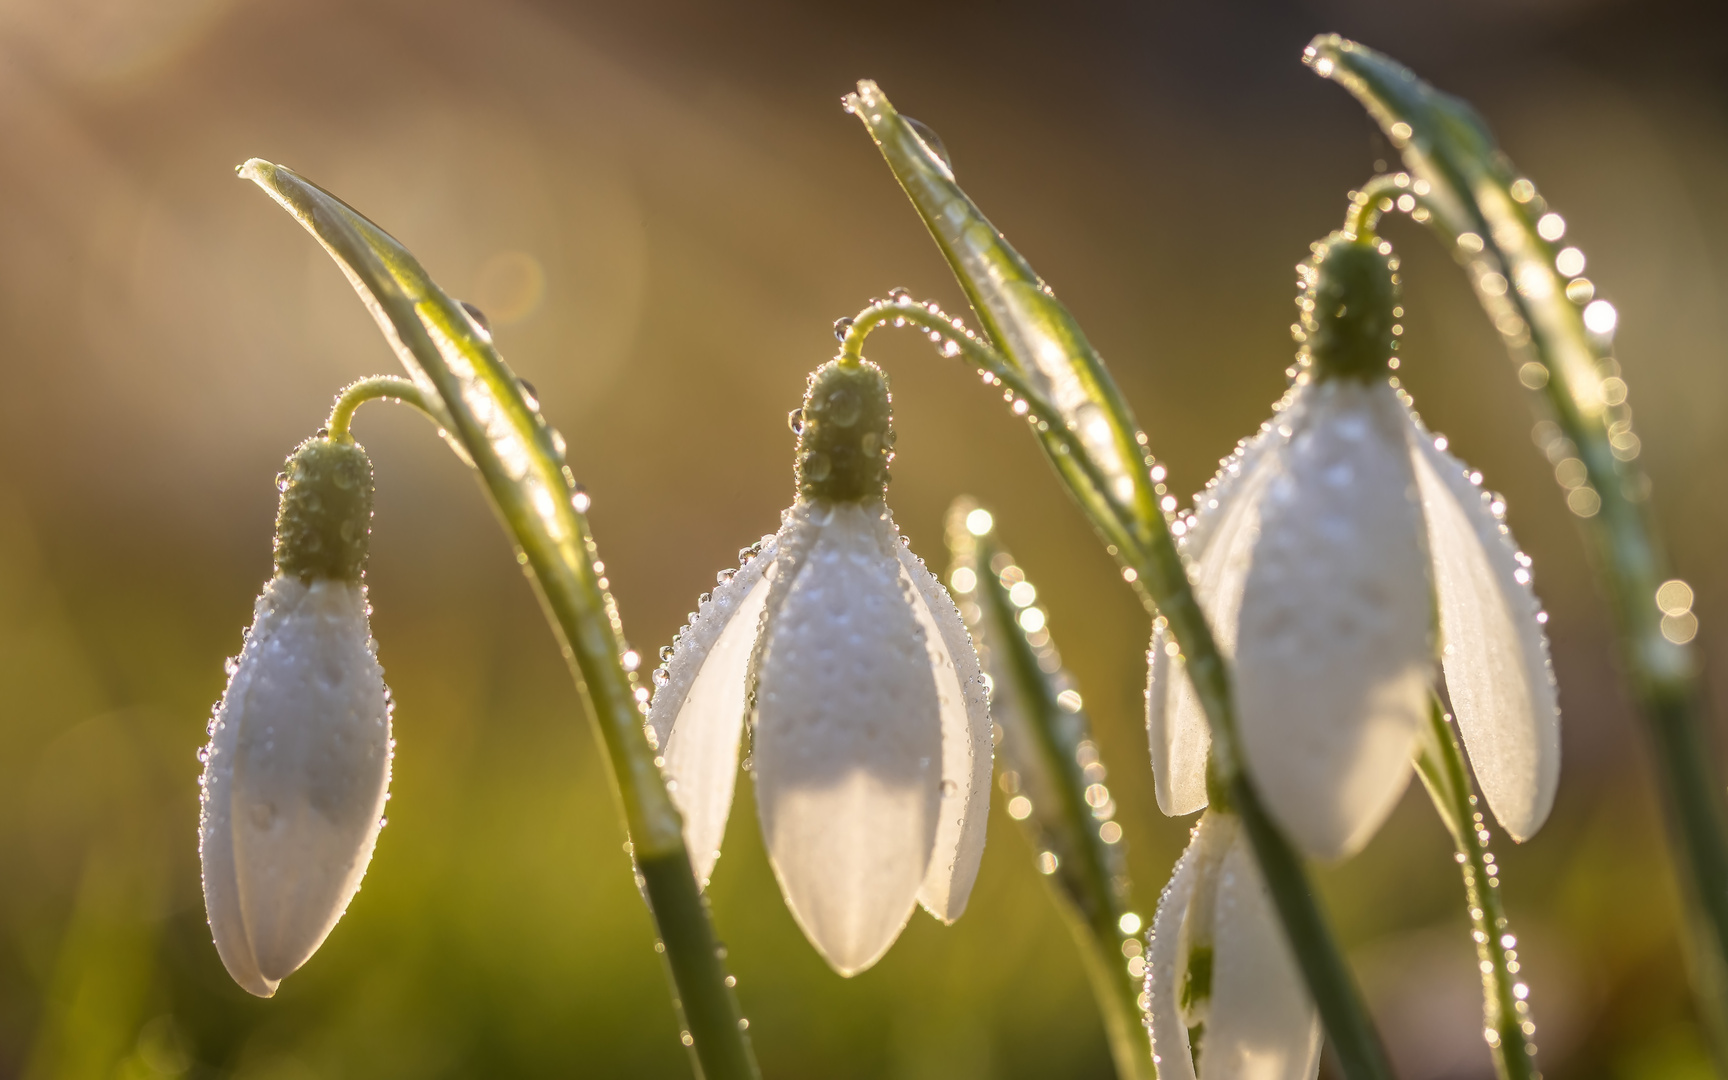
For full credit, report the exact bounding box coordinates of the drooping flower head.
[648,358,992,975]
[1147,233,1560,859]
[1148,812,1320,1080]
[199,434,393,997]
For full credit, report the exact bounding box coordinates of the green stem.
[841,301,1144,571]
[954,515,1151,1080]
[1415,700,1539,1080]
[844,299,1394,1080]
[1307,35,1728,1059]
[1342,175,1417,242]
[240,160,758,1080]
[326,376,433,439]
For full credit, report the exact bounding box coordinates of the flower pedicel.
[647,358,992,976]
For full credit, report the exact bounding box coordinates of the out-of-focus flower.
[1148,236,1560,859]
[648,359,991,976]
[1147,812,1320,1080]
[199,435,393,997]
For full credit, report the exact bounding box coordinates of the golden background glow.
[1,0,1723,1075]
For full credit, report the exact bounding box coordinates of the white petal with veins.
[1405,414,1560,840]
[200,576,392,997]
[896,542,992,922]
[1148,819,1205,1080]
[1234,380,1432,859]
[1149,814,1319,1080]
[753,501,941,975]
[646,536,778,888]
[1203,823,1321,1080]
[1147,396,1298,817]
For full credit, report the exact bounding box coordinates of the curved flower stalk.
[1147,232,1560,860]
[647,359,992,976]
[239,162,757,1078]
[199,433,392,997]
[1305,34,1728,1052]
[1148,812,1321,1080]
[846,83,1395,1077]
[943,499,1151,1080]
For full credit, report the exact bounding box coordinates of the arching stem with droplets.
[325,376,435,440]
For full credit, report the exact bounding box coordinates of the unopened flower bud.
[199,435,393,997]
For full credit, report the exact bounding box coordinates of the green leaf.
[1304,37,1606,427]
[845,83,1155,532]
[944,499,1151,1080]
[1415,701,1539,1080]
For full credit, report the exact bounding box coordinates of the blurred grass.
[1,0,1725,1075]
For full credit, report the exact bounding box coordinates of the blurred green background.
[1,0,1725,1076]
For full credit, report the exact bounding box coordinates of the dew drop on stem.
[459,300,491,331]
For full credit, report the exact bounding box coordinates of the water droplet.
[940,779,958,796]
[196,746,211,763]
[518,379,540,410]
[832,316,854,341]
[903,115,953,172]
[460,300,491,331]
[826,387,862,427]
[803,451,832,481]
[275,471,290,492]
[788,408,805,435]
[886,286,913,302]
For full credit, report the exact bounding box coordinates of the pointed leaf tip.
[847,80,1149,519]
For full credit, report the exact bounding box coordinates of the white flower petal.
[895,541,992,923]
[646,536,778,888]
[1148,820,1205,1080]
[1235,381,1431,859]
[200,576,392,996]
[1204,828,1321,1080]
[753,501,941,975]
[1148,405,1295,817]
[1405,416,1560,840]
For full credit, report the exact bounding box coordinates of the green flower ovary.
[1302,232,1399,382]
[793,360,895,503]
[273,435,375,583]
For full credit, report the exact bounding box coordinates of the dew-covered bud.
[199,435,392,997]
[792,359,895,502]
[1300,233,1398,382]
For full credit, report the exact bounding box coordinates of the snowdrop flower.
[647,358,992,976]
[1147,234,1560,859]
[1147,812,1320,1080]
[199,435,393,997]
